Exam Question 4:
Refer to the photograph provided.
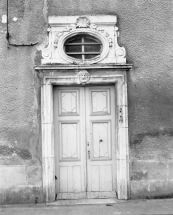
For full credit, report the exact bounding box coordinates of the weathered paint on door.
[54,86,116,199]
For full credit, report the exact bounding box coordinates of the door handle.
[88,150,90,159]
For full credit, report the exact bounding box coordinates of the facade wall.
[0,0,173,203]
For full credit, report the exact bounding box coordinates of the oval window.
[64,34,103,61]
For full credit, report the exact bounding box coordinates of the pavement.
[0,199,173,215]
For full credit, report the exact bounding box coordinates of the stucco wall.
[0,0,47,203]
[0,0,173,203]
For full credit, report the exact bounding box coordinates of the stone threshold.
[46,198,125,206]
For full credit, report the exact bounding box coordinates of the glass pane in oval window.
[85,54,98,59]
[84,45,102,52]
[65,45,82,53]
[67,37,82,44]
[64,34,102,61]
[68,54,82,59]
[84,37,99,43]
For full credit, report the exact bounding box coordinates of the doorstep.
[46,198,124,206]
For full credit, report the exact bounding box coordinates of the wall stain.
[148,194,173,199]
[132,129,173,145]
[2,187,44,204]
[0,145,32,160]
[131,171,148,181]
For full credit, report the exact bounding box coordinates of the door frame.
[41,69,130,202]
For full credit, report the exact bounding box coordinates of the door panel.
[54,85,116,199]
[86,86,116,198]
[54,87,86,199]
[58,89,80,115]
[92,121,111,159]
[59,122,79,160]
[91,89,110,114]
[59,166,82,192]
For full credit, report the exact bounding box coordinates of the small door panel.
[90,165,112,191]
[59,166,82,192]
[58,89,80,115]
[91,89,110,115]
[59,122,80,160]
[92,121,111,159]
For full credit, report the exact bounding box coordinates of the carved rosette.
[77,70,90,84]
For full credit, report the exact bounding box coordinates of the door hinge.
[88,150,90,159]
[55,175,57,180]
[55,193,57,201]
[119,107,123,122]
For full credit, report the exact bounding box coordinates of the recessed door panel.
[59,166,82,193]
[91,89,110,115]
[92,121,111,159]
[59,122,79,160]
[59,89,79,115]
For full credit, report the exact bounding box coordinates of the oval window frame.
[64,34,103,61]
[58,28,109,64]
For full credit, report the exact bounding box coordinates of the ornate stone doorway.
[35,65,132,202]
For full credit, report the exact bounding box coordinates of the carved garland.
[53,16,113,49]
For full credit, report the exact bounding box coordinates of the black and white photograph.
[0,0,173,214]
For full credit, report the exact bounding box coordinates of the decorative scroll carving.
[54,32,64,48]
[42,49,51,59]
[114,25,126,59]
[77,70,90,84]
[42,28,52,59]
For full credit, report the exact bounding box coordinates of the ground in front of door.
[1,199,173,215]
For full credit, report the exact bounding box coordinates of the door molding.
[41,71,130,202]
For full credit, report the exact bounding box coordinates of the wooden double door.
[54,85,117,199]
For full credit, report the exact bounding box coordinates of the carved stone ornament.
[41,15,127,64]
[54,32,64,48]
[76,16,90,28]
[77,70,90,84]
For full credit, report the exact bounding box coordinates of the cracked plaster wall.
[0,0,173,203]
